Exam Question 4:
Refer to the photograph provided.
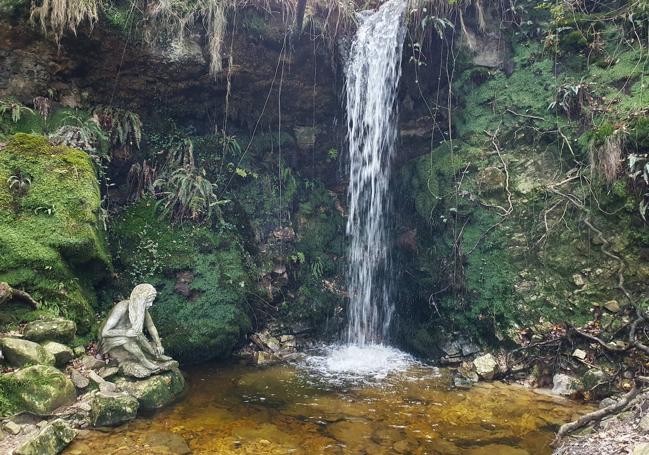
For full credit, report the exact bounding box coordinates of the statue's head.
[128,284,157,332]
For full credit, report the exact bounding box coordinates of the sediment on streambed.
[1,0,649,453]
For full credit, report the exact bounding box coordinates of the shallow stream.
[65,346,591,455]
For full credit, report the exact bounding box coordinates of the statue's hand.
[154,345,165,357]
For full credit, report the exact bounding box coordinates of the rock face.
[0,337,55,367]
[473,354,498,380]
[40,341,74,367]
[3,365,76,415]
[13,419,77,455]
[90,392,139,427]
[0,134,111,332]
[116,369,185,411]
[23,319,76,343]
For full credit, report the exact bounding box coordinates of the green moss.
[0,134,111,331]
[0,365,75,417]
[110,199,253,363]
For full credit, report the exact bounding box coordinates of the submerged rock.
[473,354,498,380]
[41,341,74,367]
[14,419,76,455]
[89,392,139,427]
[23,319,76,343]
[115,369,185,411]
[0,337,55,367]
[3,365,76,415]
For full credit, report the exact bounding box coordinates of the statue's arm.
[144,310,163,349]
[101,303,134,337]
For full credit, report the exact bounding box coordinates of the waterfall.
[345,0,408,345]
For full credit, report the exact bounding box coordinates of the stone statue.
[99,284,178,378]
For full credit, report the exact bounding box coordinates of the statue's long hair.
[128,284,156,333]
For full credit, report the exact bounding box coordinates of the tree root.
[0,282,40,309]
[553,383,641,446]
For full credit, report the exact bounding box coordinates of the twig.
[506,108,545,121]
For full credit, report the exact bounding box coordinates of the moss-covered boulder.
[14,419,77,455]
[0,134,111,331]
[110,199,253,363]
[0,337,55,367]
[23,318,76,343]
[0,365,76,416]
[115,369,185,411]
[41,341,74,367]
[89,392,139,427]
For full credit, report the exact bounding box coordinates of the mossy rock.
[115,369,185,411]
[109,199,252,363]
[0,134,111,332]
[90,392,139,427]
[0,365,76,416]
[23,318,76,343]
[14,419,77,455]
[41,341,74,367]
[0,337,55,367]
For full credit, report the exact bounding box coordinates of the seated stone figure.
[99,283,178,378]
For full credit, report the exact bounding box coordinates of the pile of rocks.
[239,328,300,366]
[0,318,185,455]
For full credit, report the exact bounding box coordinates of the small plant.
[155,165,227,224]
[93,106,143,149]
[548,81,594,120]
[30,0,101,43]
[0,98,34,123]
[290,251,306,264]
[32,96,52,120]
[48,111,108,158]
[7,173,31,195]
[127,160,157,202]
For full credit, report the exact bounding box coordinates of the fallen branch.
[553,382,640,445]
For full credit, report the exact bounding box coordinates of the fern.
[0,98,34,123]
[154,165,227,224]
[93,106,143,149]
[48,111,108,158]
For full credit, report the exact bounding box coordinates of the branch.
[553,382,640,444]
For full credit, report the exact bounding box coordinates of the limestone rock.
[253,351,279,365]
[634,443,649,455]
[639,414,649,432]
[473,354,498,380]
[572,349,587,360]
[90,392,139,427]
[0,337,55,367]
[116,369,185,411]
[69,368,90,389]
[14,419,76,455]
[23,319,76,343]
[4,420,22,435]
[552,373,581,396]
[79,354,106,371]
[604,300,621,313]
[41,341,74,367]
[5,365,76,415]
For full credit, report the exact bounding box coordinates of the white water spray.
[345,0,408,345]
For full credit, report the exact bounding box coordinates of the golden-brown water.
[65,361,591,455]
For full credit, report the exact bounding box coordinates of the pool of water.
[65,349,591,455]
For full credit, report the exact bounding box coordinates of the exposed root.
[0,282,40,309]
[553,383,641,445]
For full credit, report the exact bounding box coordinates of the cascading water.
[345,0,408,345]
[303,0,415,380]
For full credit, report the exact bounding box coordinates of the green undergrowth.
[109,198,254,363]
[0,134,110,332]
